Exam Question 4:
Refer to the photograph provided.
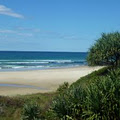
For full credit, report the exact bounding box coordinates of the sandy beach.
[0,66,102,96]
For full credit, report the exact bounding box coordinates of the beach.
[0,66,102,96]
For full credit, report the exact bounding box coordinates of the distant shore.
[0,66,103,96]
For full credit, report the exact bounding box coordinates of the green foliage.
[21,102,42,120]
[57,82,69,93]
[87,32,120,66]
[51,68,120,120]
[0,93,55,120]
[51,85,86,119]
[0,96,24,108]
[82,69,120,119]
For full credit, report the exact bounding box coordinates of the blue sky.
[0,0,120,52]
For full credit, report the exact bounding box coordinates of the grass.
[0,92,55,120]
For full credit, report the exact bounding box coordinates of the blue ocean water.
[0,51,87,71]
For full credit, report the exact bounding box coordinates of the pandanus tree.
[87,32,120,66]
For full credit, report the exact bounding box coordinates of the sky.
[0,0,120,52]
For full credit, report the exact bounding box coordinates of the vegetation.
[87,32,120,66]
[0,93,55,120]
[56,82,69,93]
[21,102,42,120]
[51,67,120,120]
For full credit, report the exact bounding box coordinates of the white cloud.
[0,29,15,33]
[0,29,33,37]
[16,27,40,32]
[0,5,24,18]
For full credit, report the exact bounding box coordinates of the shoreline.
[0,66,103,96]
[0,65,87,72]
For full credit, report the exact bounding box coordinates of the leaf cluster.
[87,32,120,66]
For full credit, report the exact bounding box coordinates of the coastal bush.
[87,32,120,66]
[51,85,86,119]
[21,102,43,120]
[51,68,120,120]
[83,71,120,119]
[0,96,24,108]
[57,82,69,93]
[0,93,55,120]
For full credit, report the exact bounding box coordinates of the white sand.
[0,66,102,96]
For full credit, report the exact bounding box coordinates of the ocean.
[0,51,87,71]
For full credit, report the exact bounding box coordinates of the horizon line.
[0,50,87,53]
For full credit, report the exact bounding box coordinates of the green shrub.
[87,32,120,66]
[51,85,86,119]
[57,82,69,93]
[21,102,42,120]
[51,92,71,119]
[83,70,120,119]
[0,96,24,108]
[0,93,55,120]
[51,68,120,120]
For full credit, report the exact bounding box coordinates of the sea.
[0,51,87,71]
